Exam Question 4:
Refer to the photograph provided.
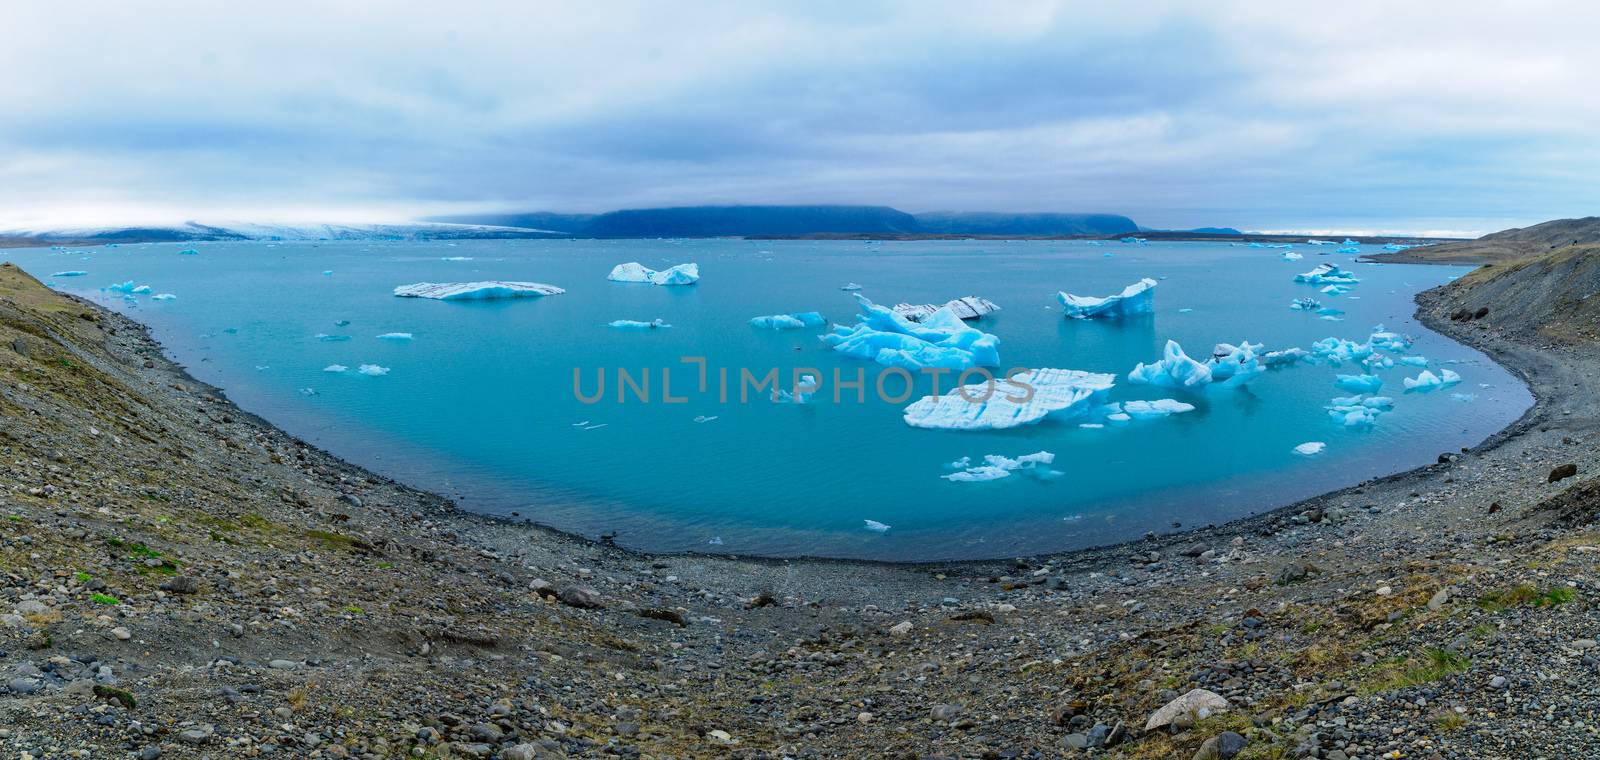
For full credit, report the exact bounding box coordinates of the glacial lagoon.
[11,238,1532,560]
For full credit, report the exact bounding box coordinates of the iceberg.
[1129,340,1213,389]
[323,364,348,373]
[1326,395,1393,427]
[1320,284,1351,296]
[1294,441,1326,456]
[376,332,413,341]
[1335,374,1383,393]
[943,451,1057,482]
[607,262,700,285]
[1120,237,1146,244]
[1307,239,1336,245]
[357,364,390,376]
[863,519,891,533]
[1342,238,1359,246]
[1367,327,1411,352]
[52,270,88,277]
[749,311,827,330]
[1290,297,1321,311]
[1398,356,1429,367]
[1282,251,1303,261]
[902,368,1115,430]
[1057,278,1156,319]
[840,282,863,291]
[1121,399,1196,419]
[104,281,137,294]
[893,296,1001,322]
[1383,243,1414,252]
[151,293,177,301]
[1295,263,1361,285]
[1263,347,1309,367]
[823,294,1000,371]
[177,249,199,255]
[1440,368,1461,385]
[315,333,351,342]
[1309,337,1373,366]
[1403,368,1460,391]
[1207,341,1265,387]
[393,281,565,300]
[607,318,670,330]
[772,374,818,404]
[1337,246,1361,253]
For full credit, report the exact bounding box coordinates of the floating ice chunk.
[1120,237,1146,244]
[1367,327,1411,351]
[322,270,333,276]
[1057,278,1157,319]
[1450,392,1476,402]
[298,387,317,396]
[1326,395,1391,427]
[104,281,137,294]
[1294,441,1326,456]
[376,332,413,341]
[1282,251,1304,261]
[1129,340,1212,389]
[357,364,389,376]
[1337,246,1360,253]
[440,256,474,261]
[335,319,351,326]
[394,281,565,300]
[894,297,1001,322]
[1207,341,1264,388]
[52,270,88,277]
[1398,355,1429,367]
[1383,243,1414,251]
[749,311,827,329]
[693,415,718,423]
[178,249,199,255]
[840,282,863,291]
[903,368,1115,430]
[707,536,723,546]
[151,293,177,301]
[1440,368,1461,385]
[772,375,817,404]
[1321,284,1351,296]
[1342,238,1359,246]
[607,262,700,285]
[607,318,670,330]
[323,364,348,373]
[863,519,891,533]
[1308,239,1335,245]
[1263,347,1309,367]
[1309,337,1373,366]
[1317,307,1344,316]
[315,333,351,342]
[1290,298,1321,311]
[947,456,972,469]
[1335,374,1383,393]
[943,451,1057,482]
[823,294,1000,371]
[1295,263,1361,285]
[1121,399,1196,419]
[1365,354,1394,370]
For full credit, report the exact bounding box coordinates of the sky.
[3,1,1599,235]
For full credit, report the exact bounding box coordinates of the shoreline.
[5,258,1599,758]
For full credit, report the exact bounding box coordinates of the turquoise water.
[8,239,1530,560]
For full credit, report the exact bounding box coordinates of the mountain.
[1428,242,1600,343]
[422,212,597,234]
[0,221,565,247]
[1370,216,1600,264]
[912,212,1137,236]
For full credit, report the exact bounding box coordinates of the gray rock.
[467,722,502,742]
[501,745,537,760]
[138,747,162,760]
[178,725,214,745]
[930,703,964,722]
[1146,689,1229,731]
[7,678,40,694]
[558,587,604,609]
[14,600,49,616]
[160,576,201,594]
[268,659,299,670]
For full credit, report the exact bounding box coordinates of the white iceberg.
[863,519,891,533]
[52,270,88,277]
[1293,441,1326,456]
[393,281,565,300]
[151,293,177,301]
[823,294,1000,371]
[1129,339,1263,390]
[1398,355,1429,367]
[1308,337,1373,366]
[840,282,863,291]
[893,296,1001,322]
[1282,251,1304,261]
[357,364,389,376]
[943,451,1057,482]
[1326,395,1393,427]
[1367,326,1411,352]
[1263,347,1309,367]
[1321,284,1351,296]
[1335,374,1383,393]
[323,364,348,373]
[1207,341,1265,388]
[1403,368,1460,391]
[749,311,827,330]
[1295,263,1361,285]
[607,318,670,330]
[315,333,351,342]
[1057,278,1157,319]
[902,368,1114,430]
[1290,298,1321,311]
[376,332,413,341]
[772,375,817,404]
[607,262,699,285]
[1121,399,1196,419]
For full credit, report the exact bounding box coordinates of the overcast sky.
[3,1,1598,234]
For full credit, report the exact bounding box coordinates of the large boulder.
[1145,688,1230,731]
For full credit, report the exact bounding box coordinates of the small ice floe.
[863,519,891,533]
[1120,236,1146,244]
[1368,326,1411,351]
[823,294,1000,371]
[1128,340,1264,390]
[322,270,334,276]
[607,318,670,330]
[607,262,699,285]
[840,282,863,291]
[1264,348,1309,367]
[151,293,177,301]
[323,364,348,373]
[772,375,818,404]
[52,270,88,277]
[440,256,475,261]
[749,312,826,329]
[221,327,238,334]
[1282,251,1304,261]
[1308,239,1335,245]
[1335,374,1383,394]
[335,319,351,326]
[103,281,137,294]
[1321,284,1351,296]
[357,364,389,376]
[1327,395,1393,427]
[1295,263,1361,285]
[893,296,1001,322]
[582,423,608,430]
[1342,238,1359,246]
[1399,355,1429,367]
[1290,298,1321,311]
[1178,307,1194,313]
[1451,392,1477,402]
[393,281,566,300]
[944,451,1058,482]
[178,249,199,255]
[1294,441,1326,456]
[903,368,1115,430]
[376,332,413,341]
[1338,246,1360,253]
[298,387,317,396]
[1403,368,1461,392]
[693,415,718,423]
[1057,278,1156,319]
[1120,399,1196,419]
[315,334,351,342]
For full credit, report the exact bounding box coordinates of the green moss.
[75,571,92,583]
[93,684,136,709]
[90,593,120,605]
[1478,584,1576,611]
[1358,647,1470,694]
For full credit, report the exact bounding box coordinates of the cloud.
[1,0,1597,232]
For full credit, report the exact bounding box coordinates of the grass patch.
[1358,647,1470,694]
[1477,584,1575,611]
[344,605,365,615]
[75,571,92,583]
[1433,710,1468,732]
[90,593,120,605]
[93,684,136,709]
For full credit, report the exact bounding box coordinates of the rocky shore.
[4,258,1600,760]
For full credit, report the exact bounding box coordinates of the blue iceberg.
[749,312,827,330]
[902,368,1115,430]
[1057,278,1156,319]
[1295,263,1361,285]
[823,294,1000,371]
[607,318,670,331]
[393,281,565,300]
[607,262,700,285]
[1335,374,1383,394]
